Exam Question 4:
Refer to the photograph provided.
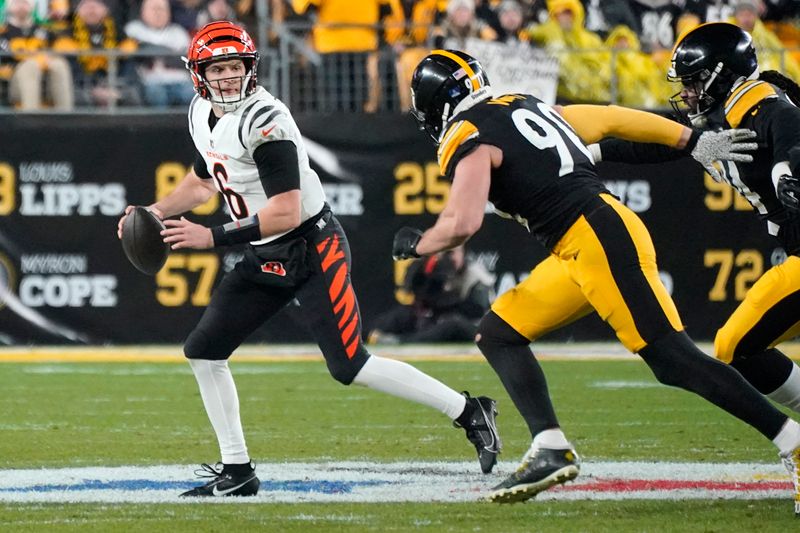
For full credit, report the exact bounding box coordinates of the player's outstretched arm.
[558,105,757,180]
[557,104,686,147]
[404,145,492,258]
[558,104,755,161]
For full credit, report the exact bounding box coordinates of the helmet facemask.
[410,87,439,142]
[193,57,257,112]
[668,64,721,127]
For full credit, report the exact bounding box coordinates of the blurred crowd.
[2,0,800,111]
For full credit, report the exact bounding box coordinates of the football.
[121,207,169,275]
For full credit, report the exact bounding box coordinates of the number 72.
[703,249,763,302]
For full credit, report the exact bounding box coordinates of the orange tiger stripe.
[334,284,356,329]
[316,232,361,359]
[316,237,331,254]
[328,263,347,304]
[345,337,359,359]
[320,235,345,273]
[341,308,358,344]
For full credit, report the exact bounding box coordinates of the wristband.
[211,214,262,247]
[684,129,701,152]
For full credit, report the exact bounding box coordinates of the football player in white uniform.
[116,21,501,497]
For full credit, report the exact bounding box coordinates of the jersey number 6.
[212,163,249,219]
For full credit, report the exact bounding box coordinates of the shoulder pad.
[725,80,778,128]
[237,100,282,150]
[437,119,479,176]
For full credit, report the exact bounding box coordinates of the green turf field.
[0,356,796,531]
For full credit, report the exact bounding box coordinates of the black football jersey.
[437,94,609,250]
[598,80,800,255]
[706,80,800,255]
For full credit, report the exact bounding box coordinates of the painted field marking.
[0,461,791,503]
[2,343,798,364]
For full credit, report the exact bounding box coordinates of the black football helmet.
[668,23,758,125]
[410,50,491,143]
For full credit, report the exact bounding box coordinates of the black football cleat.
[488,446,579,503]
[455,392,501,474]
[179,462,260,497]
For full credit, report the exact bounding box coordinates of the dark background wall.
[0,113,779,345]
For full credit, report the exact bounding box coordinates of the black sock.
[730,348,795,395]
[224,462,254,476]
[476,312,559,438]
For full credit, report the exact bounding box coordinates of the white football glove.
[690,129,758,182]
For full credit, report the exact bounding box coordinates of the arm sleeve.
[193,147,212,179]
[252,140,300,197]
[560,105,685,147]
[597,138,686,164]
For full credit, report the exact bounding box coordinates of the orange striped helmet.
[184,21,259,111]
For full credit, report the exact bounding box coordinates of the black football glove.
[392,227,423,260]
[777,174,800,212]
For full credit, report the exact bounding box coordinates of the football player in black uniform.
[394,49,800,512]
[591,22,800,514]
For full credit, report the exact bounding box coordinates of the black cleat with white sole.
[180,462,260,497]
[455,392,501,474]
[488,447,579,503]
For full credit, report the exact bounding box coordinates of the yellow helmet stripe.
[432,49,480,91]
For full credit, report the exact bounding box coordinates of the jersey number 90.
[511,104,594,177]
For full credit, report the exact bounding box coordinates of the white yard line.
[0,461,791,503]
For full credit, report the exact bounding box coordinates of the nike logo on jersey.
[261,261,287,276]
[211,477,253,496]
[261,125,276,137]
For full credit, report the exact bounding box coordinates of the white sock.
[188,359,250,465]
[773,418,800,456]
[532,428,571,450]
[767,362,800,414]
[352,355,467,419]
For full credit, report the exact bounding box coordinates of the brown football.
[121,207,169,275]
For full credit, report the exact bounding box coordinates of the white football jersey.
[188,86,326,245]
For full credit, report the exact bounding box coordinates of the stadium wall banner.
[459,38,560,105]
[0,113,780,345]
